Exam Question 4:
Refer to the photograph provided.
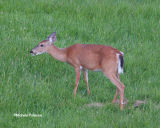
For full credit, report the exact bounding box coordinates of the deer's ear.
[46,32,56,43]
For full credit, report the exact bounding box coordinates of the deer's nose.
[30,50,33,53]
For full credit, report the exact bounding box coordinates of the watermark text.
[14,113,42,118]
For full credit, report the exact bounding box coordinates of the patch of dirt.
[133,100,146,108]
[87,102,104,107]
[85,99,146,108]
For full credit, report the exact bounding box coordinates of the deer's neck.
[47,45,67,62]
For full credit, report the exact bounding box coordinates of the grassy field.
[0,0,160,127]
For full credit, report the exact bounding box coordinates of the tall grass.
[0,0,160,127]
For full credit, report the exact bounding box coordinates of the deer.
[30,32,125,110]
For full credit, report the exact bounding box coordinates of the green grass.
[0,0,160,127]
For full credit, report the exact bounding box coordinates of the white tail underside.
[117,53,123,74]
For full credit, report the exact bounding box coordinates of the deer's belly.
[80,63,102,72]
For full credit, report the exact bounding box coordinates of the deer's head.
[30,32,56,56]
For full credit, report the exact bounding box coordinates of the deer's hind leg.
[112,87,119,103]
[105,72,125,110]
[102,61,125,110]
[112,73,120,103]
[73,67,81,96]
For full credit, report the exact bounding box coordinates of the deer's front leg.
[73,67,80,96]
[82,69,90,96]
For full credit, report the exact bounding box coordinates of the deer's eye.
[40,44,44,47]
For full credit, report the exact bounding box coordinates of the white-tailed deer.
[30,32,125,110]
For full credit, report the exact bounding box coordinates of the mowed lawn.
[0,0,160,127]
